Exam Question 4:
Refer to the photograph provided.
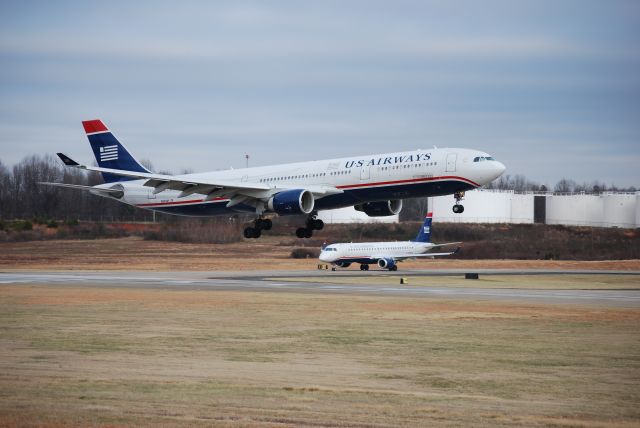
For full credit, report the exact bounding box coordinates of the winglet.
[56,153,79,166]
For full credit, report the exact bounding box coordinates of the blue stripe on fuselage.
[141,179,475,216]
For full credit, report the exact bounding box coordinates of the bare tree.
[554,178,577,193]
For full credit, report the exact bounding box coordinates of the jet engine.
[267,189,315,215]
[355,200,403,217]
[377,258,396,270]
[336,261,351,268]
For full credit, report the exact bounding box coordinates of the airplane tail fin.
[82,119,150,183]
[413,212,433,243]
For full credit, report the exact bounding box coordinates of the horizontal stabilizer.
[56,153,79,166]
[38,182,123,194]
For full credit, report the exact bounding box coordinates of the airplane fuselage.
[320,241,436,265]
[94,147,505,216]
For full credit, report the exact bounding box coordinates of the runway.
[1,270,639,307]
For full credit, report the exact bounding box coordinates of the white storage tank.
[318,206,398,224]
[602,193,636,228]
[430,189,532,223]
[636,192,640,228]
[545,194,603,227]
[510,193,534,224]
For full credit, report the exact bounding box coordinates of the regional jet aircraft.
[42,120,506,239]
[319,213,460,271]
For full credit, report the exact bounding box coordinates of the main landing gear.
[243,217,272,239]
[452,191,465,214]
[295,215,324,239]
[359,264,370,271]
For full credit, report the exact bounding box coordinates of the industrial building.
[319,190,640,228]
[430,190,639,228]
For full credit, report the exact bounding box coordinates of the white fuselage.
[92,147,505,216]
[319,241,435,264]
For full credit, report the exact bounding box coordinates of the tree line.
[0,154,636,222]
[0,155,153,222]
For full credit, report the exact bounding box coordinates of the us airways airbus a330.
[41,119,506,239]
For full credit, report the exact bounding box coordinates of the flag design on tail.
[82,119,150,183]
[413,212,433,243]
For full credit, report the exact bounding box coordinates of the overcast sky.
[1,1,638,187]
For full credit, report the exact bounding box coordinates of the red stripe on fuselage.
[337,175,479,190]
[82,119,108,134]
[135,175,477,208]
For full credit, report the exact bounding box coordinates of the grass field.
[1,282,639,427]
[1,236,639,271]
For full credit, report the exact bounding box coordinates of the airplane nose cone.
[488,161,506,181]
[319,253,328,262]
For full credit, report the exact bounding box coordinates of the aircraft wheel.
[244,227,259,239]
[459,205,465,213]
[360,264,366,271]
[303,228,313,238]
[262,218,273,230]
[390,265,398,271]
[452,204,462,214]
[364,264,369,271]
[312,219,324,230]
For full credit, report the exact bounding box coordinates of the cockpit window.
[323,247,337,252]
[473,156,496,162]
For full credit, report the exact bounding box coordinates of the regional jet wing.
[391,246,461,261]
[425,242,462,249]
[55,153,342,200]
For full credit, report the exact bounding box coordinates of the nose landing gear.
[452,191,465,214]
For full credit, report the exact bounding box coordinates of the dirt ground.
[1,236,639,271]
[1,284,639,427]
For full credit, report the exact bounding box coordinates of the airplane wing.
[392,246,461,261]
[55,153,343,202]
[427,242,462,249]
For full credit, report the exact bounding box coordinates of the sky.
[0,0,639,187]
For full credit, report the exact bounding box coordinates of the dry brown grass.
[1,284,639,427]
[1,236,639,271]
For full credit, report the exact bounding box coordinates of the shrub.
[47,220,58,228]
[64,219,79,226]
[142,219,242,244]
[11,220,33,231]
[290,248,320,259]
[32,217,47,225]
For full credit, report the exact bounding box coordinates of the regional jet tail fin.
[413,212,433,243]
[82,119,150,183]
